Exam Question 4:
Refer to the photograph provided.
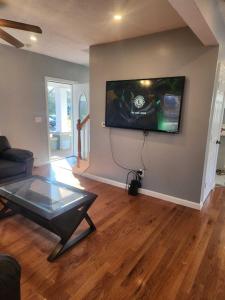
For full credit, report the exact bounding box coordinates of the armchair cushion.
[0,136,11,153]
[0,136,34,183]
[0,160,26,179]
[0,148,33,162]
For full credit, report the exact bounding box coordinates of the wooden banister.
[77,114,90,168]
[80,114,90,128]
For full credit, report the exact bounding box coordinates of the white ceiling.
[0,0,185,65]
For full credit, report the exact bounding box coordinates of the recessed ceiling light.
[30,35,37,42]
[114,15,122,21]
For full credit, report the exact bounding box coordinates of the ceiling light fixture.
[30,35,37,42]
[114,14,122,21]
[140,80,152,87]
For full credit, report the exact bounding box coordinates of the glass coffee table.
[0,176,97,261]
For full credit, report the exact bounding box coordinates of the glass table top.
[0,176,87,214]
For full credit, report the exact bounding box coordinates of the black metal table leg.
[0,201,16,220]
[85,213,96,230]
[47,214,96,262]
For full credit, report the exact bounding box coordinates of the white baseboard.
[84,173,201,210]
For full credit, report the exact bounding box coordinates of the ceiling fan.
[0,19,42,48]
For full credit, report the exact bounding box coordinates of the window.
[79,94,88,121]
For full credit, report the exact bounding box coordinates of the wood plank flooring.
[1,164,225,299]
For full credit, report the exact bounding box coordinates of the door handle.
[216,140,221,145]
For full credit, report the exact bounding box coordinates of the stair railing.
[76,114,90,168]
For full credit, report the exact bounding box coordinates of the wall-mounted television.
[105,76,185,133]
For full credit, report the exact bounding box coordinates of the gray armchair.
[0,136,34,184]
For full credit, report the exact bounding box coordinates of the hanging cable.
[109,128,150,172]
[140,131,149,171]
[109,127,133,171]
[125,170,137,190]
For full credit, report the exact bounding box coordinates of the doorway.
[216,110,225,186]
[202,63,225,201]
[46,79,74,161]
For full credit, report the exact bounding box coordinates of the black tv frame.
[105,76,185,134]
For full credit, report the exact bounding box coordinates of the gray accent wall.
[89,28,218,203]
[0,45,89,165]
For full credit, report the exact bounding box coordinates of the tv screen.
[105,76,185,133]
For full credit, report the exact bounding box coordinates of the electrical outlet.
[138,169,144,178]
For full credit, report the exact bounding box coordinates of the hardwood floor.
[1,163,225,299]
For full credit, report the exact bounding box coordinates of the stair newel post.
[76,114,90,169]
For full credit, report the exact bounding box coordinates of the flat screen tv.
[105,76,185,133]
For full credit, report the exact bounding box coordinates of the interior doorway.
[46,79,74,161]
[202,63,225,201]
[216,111,225,186]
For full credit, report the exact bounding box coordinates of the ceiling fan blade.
[0,19,42,33]
[0,28,24,48]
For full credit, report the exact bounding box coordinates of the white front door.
[46,79,75,161]
[202,63,225,201]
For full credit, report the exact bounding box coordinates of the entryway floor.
[50,156,76,171]
[50,149,74,161]
[216,174,225,186]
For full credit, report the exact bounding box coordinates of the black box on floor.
[128,179,141,196]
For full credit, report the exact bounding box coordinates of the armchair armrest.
[0,148,33,162]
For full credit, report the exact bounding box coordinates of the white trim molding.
[84,173,201,210]
[200,185,215,209]
[168,0,218,46]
